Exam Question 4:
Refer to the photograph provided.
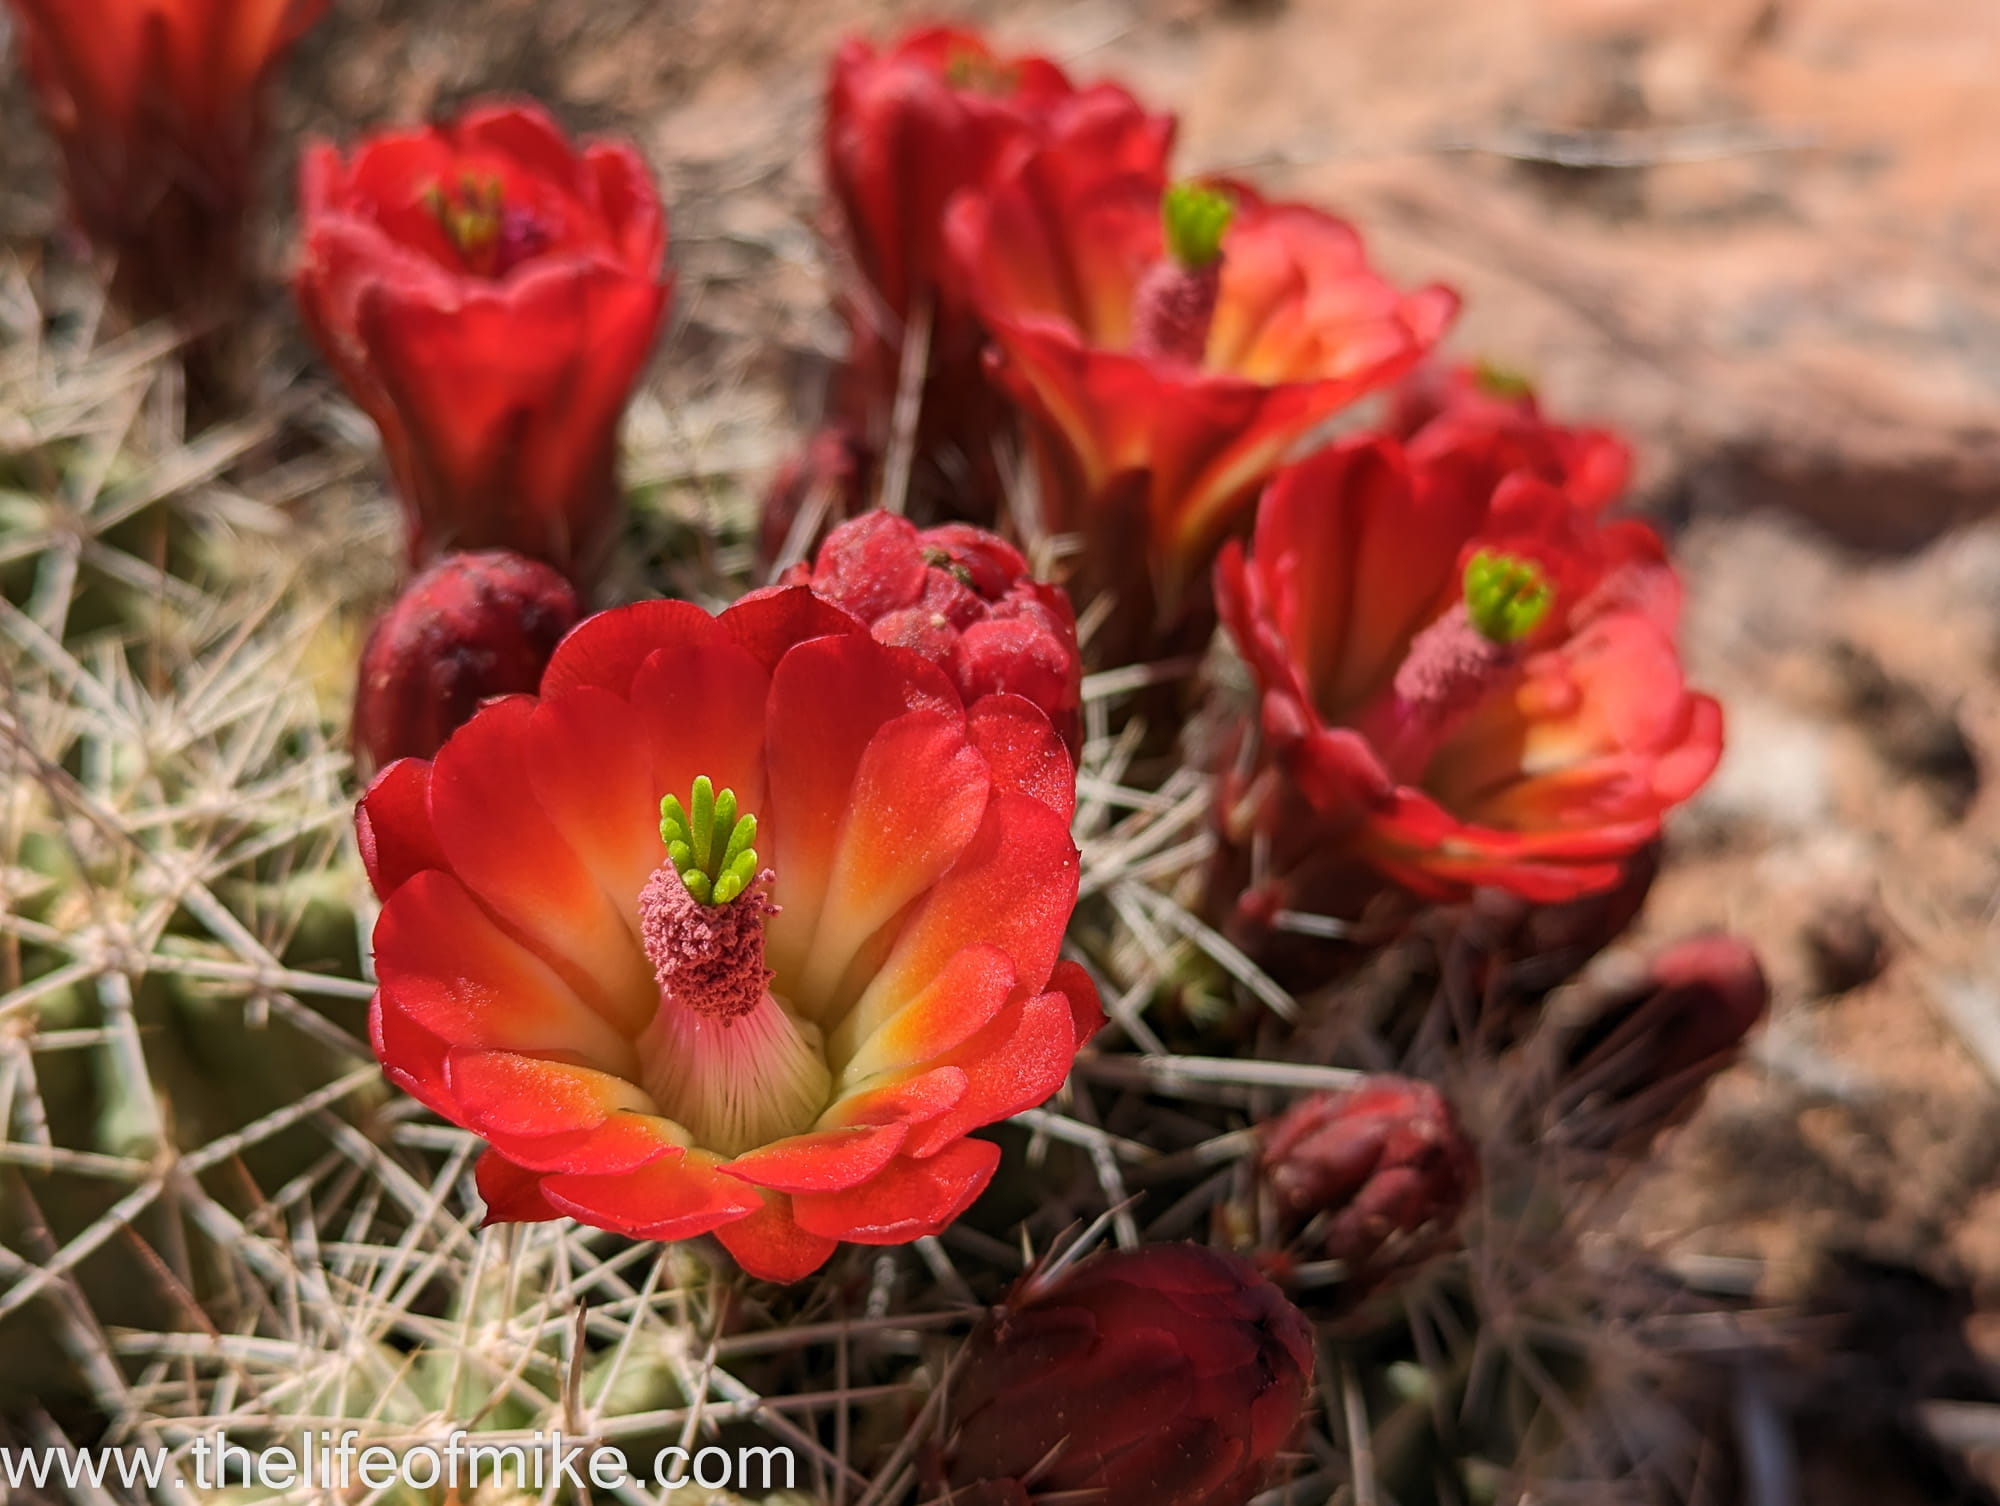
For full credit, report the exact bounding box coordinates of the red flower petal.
[762,633,960,989]
[539,1152,761,1241]
[376,870,639,1075]
[722,1122,911,1195]
[903,982,1093,1157]
[540,598,725,698]
[790,709,992,1012]
[791,1137,1001,1244]
[426,695,655,1033]
[475,1148,564,1224]
[369,992,457,1119]
[355,756,446,898]
[967,695,1077,823]
[850,791,1079,1026]
[712,1193,839,1282]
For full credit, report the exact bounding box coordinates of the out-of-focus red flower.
[7,0,327,324]
[948,147,1455,664]
[765,512,1083,756]
[1260,1076,1477,1300]
[935,1243,1314,1506]
[295,100,671,591]
[1389,361,1633,513]
[1214,432,1721,917]
[1548,933,1768,1154]
[352,550,581,775]
[357,589,1099,1282]
[824,26,1173,524]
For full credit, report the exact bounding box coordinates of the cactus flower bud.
[936,1243,1314,1506]
[1550,933,1769,1154]
[352,550,580,773]
[771,512,1084,756]
[1259,1076,1478,1298]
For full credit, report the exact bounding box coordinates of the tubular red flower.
[294,100,672,591]
[766,512,1084,757]
[1260,1076,1477,1301]
[824,26,1173,524]
[947,145,1456,664]
[7,0,327,324]
[352,549,582,775]
[357,590,1100,1281]
[1215,431,1721,909]
[936,1243,1314,1506]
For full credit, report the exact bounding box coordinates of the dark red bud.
[352,550,580,773]
[937,1243,1315,1506]
[1259,1076,1478,1297]
[1551,932,1769,1153]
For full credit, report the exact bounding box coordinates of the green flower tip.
[944,48,1020,94]
[1463,550,1553,644]
[1161,181,1236,271]
[1471,359,1535,401]
[659,776,759,906]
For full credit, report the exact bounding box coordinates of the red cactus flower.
[1549,932,1768,1154]
[352,550,582,774]
[356,590,1100,1281]
[7,0,327,325]
[1215,432,1721,911]
[1390,360,1633,514]
[766,512,1083,756]
[294,100,671,591]
[948,149,1456,663]
[825,26,1172,523]
[1260,1076,1477,1299]
[936,1243,1314,1506]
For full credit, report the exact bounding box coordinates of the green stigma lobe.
[1464,550,1554,644]
[1161,181,1235,270]
[1471,359,1535,400]
[660,776,760,905]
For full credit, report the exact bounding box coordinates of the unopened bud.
[352,550,580,772]
[935,1243,1314,1506]
[1260,1075,1477,1299]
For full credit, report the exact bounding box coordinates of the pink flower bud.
[936,1243,1314,1506]
[775,512,1083,755]
[352,551,580,773]
[1260,1075,1478,1296]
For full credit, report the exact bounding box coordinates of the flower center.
[424,174,550,278]
[635,778,830,1156]
[1359,551,1555,783]
[1130,181,1235,367]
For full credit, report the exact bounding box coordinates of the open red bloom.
[295,100,671,591]
[948,146,1455,663]
[8,0,327,323]
[823,26,1172,524]
[357,590,1099,1281]
[768,512,1084,757]
[1216,432,1721,908]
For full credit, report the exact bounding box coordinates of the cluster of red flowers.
[9,13,1766,1490]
